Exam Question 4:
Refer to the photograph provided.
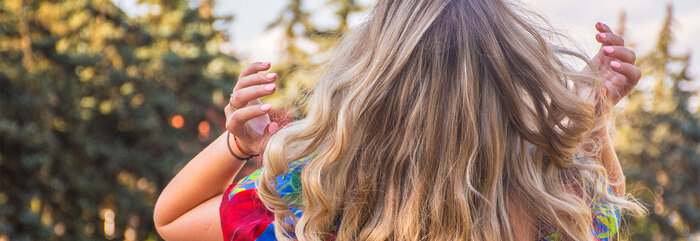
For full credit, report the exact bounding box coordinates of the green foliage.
[262,0,365,116]
[615,5,700,240]
[0,0,238,240]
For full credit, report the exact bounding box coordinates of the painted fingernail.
[597,22,603,26]
[260,104,272,112]
[603,46,614,54]
[265,73,277,79]
[269,122,279,134]
[262,62,270,66]
[597,33,607,39]
[264,84,276,91]
[610,61,621,69]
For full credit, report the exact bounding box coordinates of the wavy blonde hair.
[258,0,643,240]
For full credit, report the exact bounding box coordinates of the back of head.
[259,0,641,240]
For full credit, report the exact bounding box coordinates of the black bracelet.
[227,131,252,161]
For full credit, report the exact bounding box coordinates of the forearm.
[154,131,247,227]
[594,127,626,197]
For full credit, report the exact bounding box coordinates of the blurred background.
[0,0,698,240]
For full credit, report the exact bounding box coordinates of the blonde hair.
[258,0,643,240]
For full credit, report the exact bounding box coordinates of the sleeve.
[590,187,621,241]
[220,168,276,241]
[219,154,315,241]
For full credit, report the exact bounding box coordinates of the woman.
[154,0,644,240]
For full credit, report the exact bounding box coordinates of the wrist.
[235,137,258,156]
[591,123,608,135]
[226,132,254,161]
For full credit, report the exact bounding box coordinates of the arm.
[154,62,280,240]
[583,22,641,197]
[153,132,248,241]
[594,127,626,197]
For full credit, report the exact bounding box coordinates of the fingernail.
[603,46,614,54]
[265,73,277,79]
[262,62,270,66]
[597,33,606,39]
[610,61,621,69]
[264,84,276,91]
[269,122,279,134]
[260,104,271,112]
[597,22,604,27]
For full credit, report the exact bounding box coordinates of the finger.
[235,72,277,91]
[239,62,271,78]
[610,61,642,85]
[601,46,636,64]
[227,104,272,133]
[595,22,613,33]
[224,102,232,114]
[595,32,624,46]
[230,84,277,109]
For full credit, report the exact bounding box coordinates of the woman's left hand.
[581,22,642,106]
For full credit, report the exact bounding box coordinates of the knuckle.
[231,111,244,122]
[225,120,234,131]
[232,92,245,104]
[250,73,264,82]
[229,91,239,101]
[237,75,248,84]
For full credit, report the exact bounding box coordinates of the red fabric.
[220,185,275,241]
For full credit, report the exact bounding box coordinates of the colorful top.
[219,154,620,241]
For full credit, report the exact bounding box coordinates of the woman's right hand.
[225,62,280,156]
[579,22,642,111]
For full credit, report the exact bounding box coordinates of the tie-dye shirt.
[219,153,620,241]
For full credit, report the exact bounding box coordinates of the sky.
[113,0,700,81]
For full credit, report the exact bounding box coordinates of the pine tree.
[261,0,365,115]
[0,0,237,240]
[615,5,700,240]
